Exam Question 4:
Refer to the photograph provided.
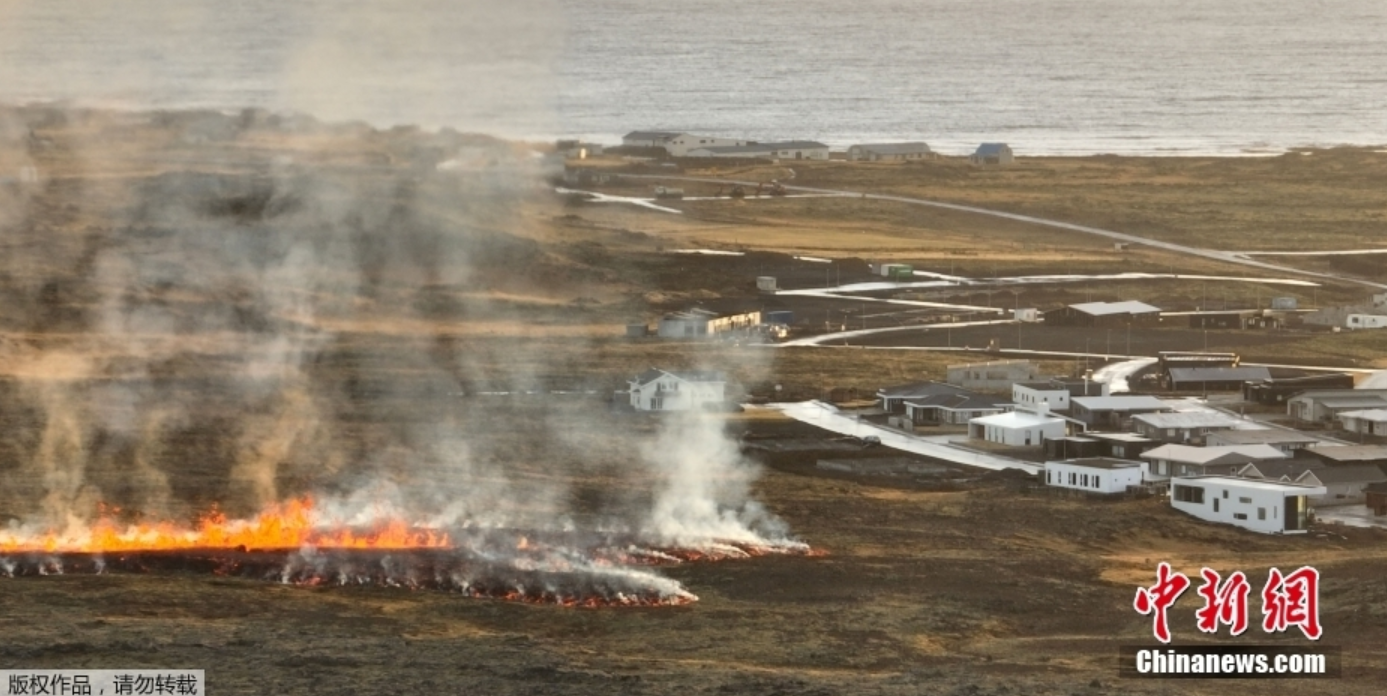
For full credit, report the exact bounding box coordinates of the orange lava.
[0,497,450,555]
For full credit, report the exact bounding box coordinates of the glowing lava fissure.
[0,497,823,607]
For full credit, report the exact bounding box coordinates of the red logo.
[1133,562,1191,644]
[1262,566,1322,640]
[1194,568,1251,636]
[1136,564,1321,642]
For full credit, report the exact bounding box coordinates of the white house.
[846,142,932,161]
[1045,458,1147,494]
[1345,314,1387,330]
[1337,408,1387,436]
[628,369,726,412]
[685,141,830,161]
[969,406,1066,446]
[1131,411,1243,443]
[1170,476,1324,534]
[969,143,1014,165]
[664,134,748,157]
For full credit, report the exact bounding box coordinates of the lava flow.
[0,498,822,608]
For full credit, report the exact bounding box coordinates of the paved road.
[622,173,1387,291]
[771,401,1041,474]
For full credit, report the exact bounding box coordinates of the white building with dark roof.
[846,142,933,161]
[1045,458,1146,494]
[1170,476,1324,534]
[628,369,726,412]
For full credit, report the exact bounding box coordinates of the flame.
[0,497,450,554]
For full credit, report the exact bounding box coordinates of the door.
[1285,496,1306,531]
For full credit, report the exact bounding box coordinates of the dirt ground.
[3,106,1385,695]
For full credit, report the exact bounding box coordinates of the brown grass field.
[1,106,1385,695]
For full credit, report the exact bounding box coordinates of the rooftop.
[1207,430,1322,446]
[692,140,828,154]
[1085,432,1157,443]
[970,411,1065,428]
[1069,300,1161,316]
[623,130,681,140]
[1311,445,1387,463]
[1168,366,1273,383]
[1142,443,1288,464]
[1048,457,1144,470]
[1237,459,1325,480]
[631,368,726,386]
[1318,396,1387,409]
[1133,412,1243,429]
[1172,475,1325,495]
[851,142,932,154]
[1299,465,1387,485]
[1072,395,1170,411]
[1339,408,1387,422]
[975,143,1009,154]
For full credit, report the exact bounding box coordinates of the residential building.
[1243,373,1357,405]
[1346,314,1387,330]
[663,134,748,157]
[969,406,1066,446]
[1012,378,1108,413]
[1141,443,1288,480]
[621,131,681,148]
[946,360,1040,390]
[1085,432,1161,460]
[1338,408,1387,437]
[1287,389,1387,423]
[1169,476,1324,534]
[656,308,762,339]
[1165,366,1272,392]
[627,369,726,412]
[684,141,831,160]
[903,387,1009,425]
[1305,444,1387,468]
[969,143,1014,165]
[1070,395,1171,429]
[846,142,932,161]
[1045,458,1146,494]
[1042,301,1162,327]
[876,381,988,415]
[1235,459,1325,482]
[1206,429,1322,455]
[1294,465,1387,507]
[1131,412,1244,444]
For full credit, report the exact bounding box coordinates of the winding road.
[623,174,1387,291]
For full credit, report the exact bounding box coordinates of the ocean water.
[1,0,1384,155]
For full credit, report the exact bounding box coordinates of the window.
[1070,472,1076,485]
[1239,497,1252,504]
[1173,485,1205,504]
[1082,474,1089,487]
[1233,513,1248,520]
[1213,499,1219,513]
[1223,490,1229,499]
[1258,508,1266,520]
[1093,476,1100,490]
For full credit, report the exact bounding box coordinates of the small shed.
[969,143,1014,165]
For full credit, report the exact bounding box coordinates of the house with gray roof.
[969,143,1014,165]
[874,381,1007,424]
[1207,429,1323,455]
[685,141,830,160]
[1131,412,1245,444]
[846,142,933,161]
[1295,465,1387,507]
[1287,389,1387,423]
[1337,408,1387,437]
[1235,458,1325,482]
[1043,301,1162,327]
[1166,366,1272,392]
[1141,443,1288,480]
[622,131,682,147]
[1070,395,1172,428]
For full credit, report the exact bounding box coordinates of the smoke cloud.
[0,2,799,576]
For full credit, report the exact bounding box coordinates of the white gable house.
[1045,458,1147,494]
[628,369,726,412]
[1170,476,1324,534]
